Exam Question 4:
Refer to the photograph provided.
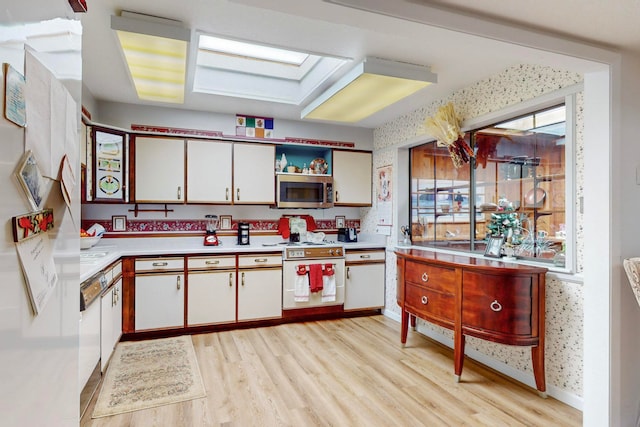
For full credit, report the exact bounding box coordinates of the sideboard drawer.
[405,283,455,326]
[462,272,534,337]
[404,261,456,294]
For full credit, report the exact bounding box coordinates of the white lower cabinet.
[100,277,122,372]
[135,272,185,331]
[344,250,385,310]
[187,256,236,326]
[237,254,282,321]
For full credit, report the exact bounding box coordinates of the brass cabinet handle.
[152,262,168,267]
[226,188,229,201]
[112,288,116,307]
[237,188,240,200]
[205,260,220,265]
[421,272,429,282]
[360,254,371,259]
[254,258,267,263]
[490,300,502,312]
[177,186,182,200]
[229,273,233,287]
[241,272,245,286]
[177,276,181,290]
[346,266,350,280]
[335,190,339,202]
[421,296,429,305]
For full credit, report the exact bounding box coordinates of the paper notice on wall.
[376,165,393,226]
[15,232,58,315]
[25,49,53,178]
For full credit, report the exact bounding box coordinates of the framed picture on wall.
[112,215,127,232]
[220,215,232,230]
[335,215,345,229]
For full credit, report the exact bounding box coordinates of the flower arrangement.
[424,102,474,168]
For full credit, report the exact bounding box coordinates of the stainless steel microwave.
[276,174,333,209]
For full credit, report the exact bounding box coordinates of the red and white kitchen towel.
[294,263,336,302]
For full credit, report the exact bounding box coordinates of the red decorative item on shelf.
[68,0,87,12]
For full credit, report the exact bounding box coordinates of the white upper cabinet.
[134,137,185,203]
[233,143,275,204]
[332,150,372,206]
[187,140,233,203]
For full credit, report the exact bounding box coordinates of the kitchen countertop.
[80,234,386,282]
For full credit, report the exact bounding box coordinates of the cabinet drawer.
[404,283,455,326]
[404,261,456,294]
[345,250,385,264]
[462,272,534,337]
[238,254,282,268]
[111,261,122,280]
[188,255,235,270]
[135,257,184,273]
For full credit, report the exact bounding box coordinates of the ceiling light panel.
[199,35,308,66]
[111,13,190,104]
[301,57,437,123]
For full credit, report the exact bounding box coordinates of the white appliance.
[282,244,345,309]
[0,14,81,426]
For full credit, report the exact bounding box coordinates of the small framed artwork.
[15,150,46,211]
[484,235,505,258]
[112,215,127,232]
[220,215,232,230]
[335,215,346,229]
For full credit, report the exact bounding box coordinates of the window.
[410,104,567,264]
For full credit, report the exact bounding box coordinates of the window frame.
[406,88,578,273]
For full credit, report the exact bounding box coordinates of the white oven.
[282,244,345,309]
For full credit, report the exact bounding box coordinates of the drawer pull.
[421,272,429,282]
[490,300,502,312]
[205,260,220,265]
[421,295,429,305]
[177,186,182,200]
[346,267,351,279]
[226,188,229,201]
[177,276,181,290]
[254,258,268,263]
[241,272,245,286]
[152,262,168,267]
[237,188,240,200]
[229,273,233,287]
[360,254,371,259]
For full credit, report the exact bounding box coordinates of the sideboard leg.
[401,309,409,345]
[410,314,417,330]
[454,334,465,381]
[531,344,547,397]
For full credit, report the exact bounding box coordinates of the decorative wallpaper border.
[81,218,360,235]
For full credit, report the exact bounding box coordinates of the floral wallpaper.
[366,64,585,398]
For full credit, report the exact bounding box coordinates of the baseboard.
[381,311,583,411]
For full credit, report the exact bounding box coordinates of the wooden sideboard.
[395,249,547,396]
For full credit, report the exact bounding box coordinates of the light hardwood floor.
[81,315,581,426]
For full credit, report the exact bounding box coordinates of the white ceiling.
[77,0,640,129]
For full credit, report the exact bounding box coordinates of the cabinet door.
[135,273,185,331]
[187,270,236,325]
[134,137,185,202]
[238,268,282,321]
[100,278,123,372]
[233,143,275,204]
[187,140,233,203]
[333,150,372,206]
[344,263,385,310]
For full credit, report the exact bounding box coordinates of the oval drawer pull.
[254,258,268,263]
[421,272,429,282]
[360,254,371,259]
[152,262,168,267]
[490,300,503,312]
[205,260,220,265]
[421,295,429,305]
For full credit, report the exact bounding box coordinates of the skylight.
[199,35,309,66]
[193,33,349,105]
